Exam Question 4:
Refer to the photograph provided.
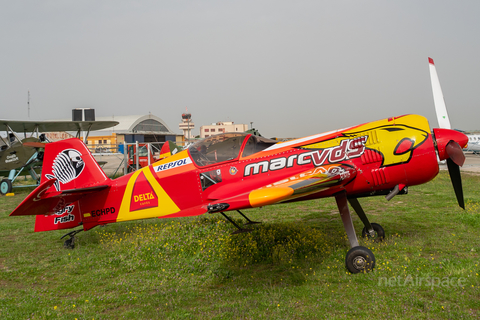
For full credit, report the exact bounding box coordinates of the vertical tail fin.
[41,138,109,191]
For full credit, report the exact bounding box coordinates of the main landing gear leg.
[61,229,83,249]
[236,210,261,225]
[220,212,253,235]
[335,191,375,273]
[348,198,385,242]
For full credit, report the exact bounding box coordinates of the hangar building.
[84,114,183,152]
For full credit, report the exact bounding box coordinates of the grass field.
[1,171,479,319]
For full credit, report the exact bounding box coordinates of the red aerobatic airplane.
[10,112,468,273]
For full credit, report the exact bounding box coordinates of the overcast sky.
[1,1,479,138]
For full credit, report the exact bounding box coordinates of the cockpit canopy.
[188,133,277,167]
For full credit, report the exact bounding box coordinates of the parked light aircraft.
[465,135,480,153]
[10,111,467,273]
[0,119,118,194]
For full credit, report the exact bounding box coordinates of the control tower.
[179,111,195,141]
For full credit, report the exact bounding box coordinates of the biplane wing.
[0,119,118,194]
[0,119,119,133]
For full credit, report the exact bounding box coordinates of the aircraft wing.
[0,119,119,132]
[206,163,357,212]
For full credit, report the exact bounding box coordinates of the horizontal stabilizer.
[10,178,109,216]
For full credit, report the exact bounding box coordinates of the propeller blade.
[429,57,452,129]
[429,58,467,210]
[446,140,466,167]
[446,158,465,209]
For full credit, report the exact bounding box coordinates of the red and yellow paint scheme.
[10,114,468,273]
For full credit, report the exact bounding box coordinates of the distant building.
[200,122,248,138]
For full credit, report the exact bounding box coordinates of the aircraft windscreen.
[189,133,248,166]
[241,135,277,158]
[188,133,277,167]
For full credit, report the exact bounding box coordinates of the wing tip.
[428,57,434,65]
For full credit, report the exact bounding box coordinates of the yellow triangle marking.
[116,168,180,222]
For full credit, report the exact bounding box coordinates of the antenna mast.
[27,91,30,118]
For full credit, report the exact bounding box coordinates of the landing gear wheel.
[61,229,82,249]
[0,179,12,195]
[345,246,375,273]
[361,223,385,242]
[64,237,75,249]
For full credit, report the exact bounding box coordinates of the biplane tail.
[159,141,182,160]
[10,138,111,232]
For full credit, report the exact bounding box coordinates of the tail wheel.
[64,237,75,249]
[361,223,385,242]
[345,246,375,273]
[0,179,13,195]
